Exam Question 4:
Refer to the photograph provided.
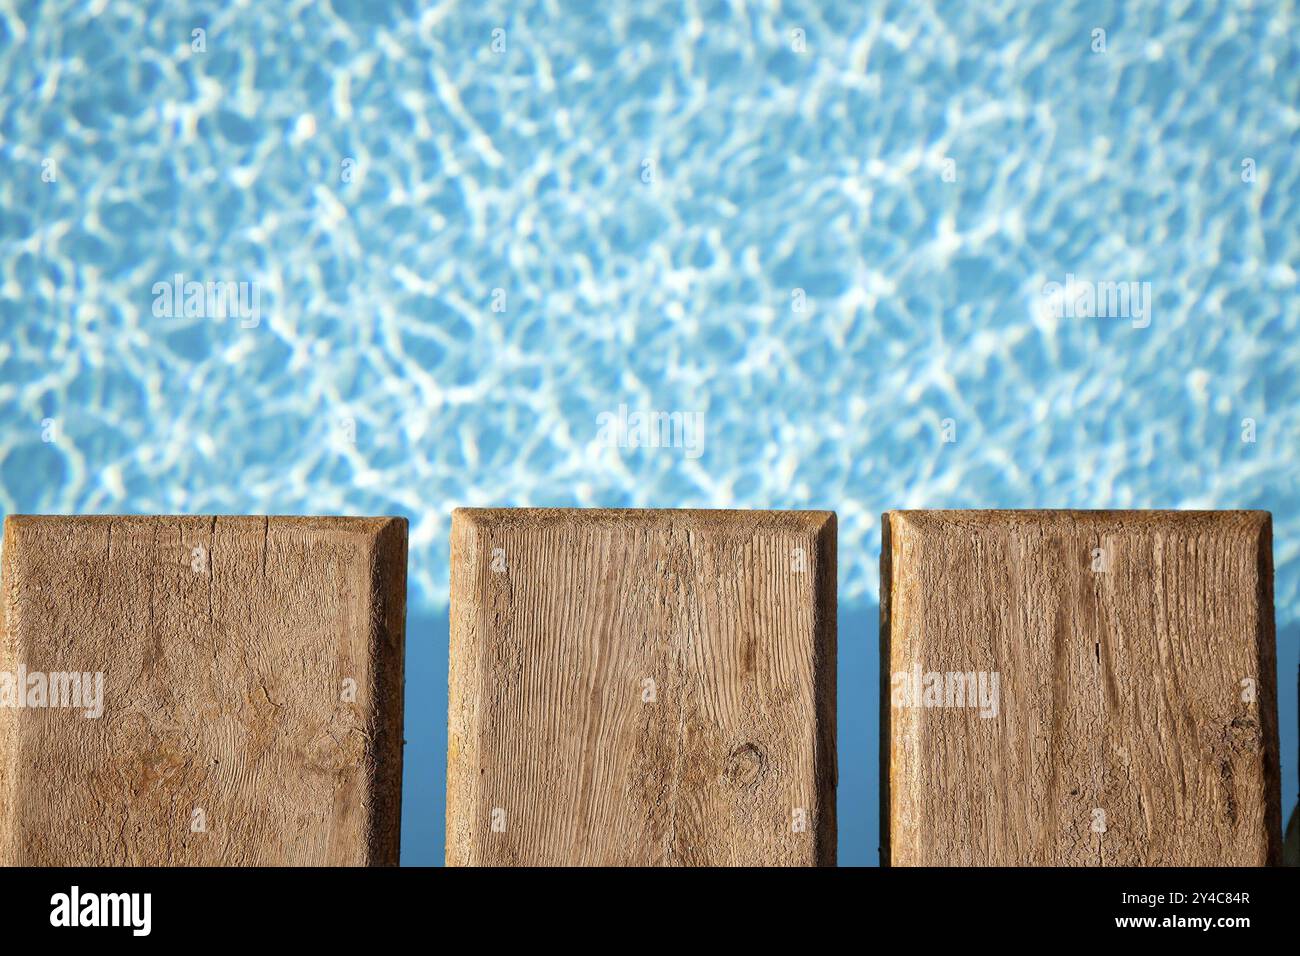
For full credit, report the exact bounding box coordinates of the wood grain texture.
[882,510,1281,866]
[0,515,406,866]
[447,508,836,866]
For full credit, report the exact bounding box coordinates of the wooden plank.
[0,515,406,866]
[882,510,1281,866]
[447,508,836,866]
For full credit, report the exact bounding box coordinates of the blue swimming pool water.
[1,1,1297,865]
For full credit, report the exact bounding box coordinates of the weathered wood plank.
[447,508,836,866]
[882,510,1281,866]
[0,515,406,866]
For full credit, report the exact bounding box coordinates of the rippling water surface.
[1,0,1297,864]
